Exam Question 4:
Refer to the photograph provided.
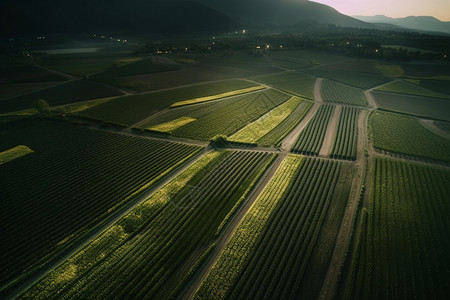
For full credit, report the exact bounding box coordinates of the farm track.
[319,105,342,157]
[5,148,210,300]
[319,107,368,300]
[281,103,320,151]
[314,78,324,103]
[180,152,287,300]
[364,90,377,109]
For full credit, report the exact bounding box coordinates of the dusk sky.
[311,0,450,21]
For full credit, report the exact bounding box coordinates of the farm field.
[79,79,258,126]
[0,82,59,101]
[372,91,450,121]
[0,80,123,114]
[345,158,450,299]
[268,49,346,69]
[321,80,367,106]
[0,65,67,85]
[196,157,355,300]
[112,56,280,92]
[258,100,312,146]
[331,107,360,160]
[228,96,302,144]
[375,80,450,99]
[305,67,390,89]
[2,33,450,300]
[142,89,291,140]
[22,150,276,299]
[91,57,180,87]
[250,71,316,99]
[171,85,264,108]
[292,104,335,155]
[39,51,141,77]
[0,120,202,287]
[417,79,450,95]
[370,111,450,162]
[434,121,450,134]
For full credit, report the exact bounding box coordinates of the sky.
[311,0,450,21]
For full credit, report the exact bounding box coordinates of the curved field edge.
[0,145,34,165]
[194,154,304,299]
[369,111,450,162]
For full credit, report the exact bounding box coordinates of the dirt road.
[319,105,342,157]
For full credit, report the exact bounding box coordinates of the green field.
[0,80,123,114]
[251,71,316,99]
[306,68,390,89]
[0,65,67,84]
[370,111,450,162]
[91,57,180,85]
[0,145,34,165]
[22,150,275,299]
[268,49,345,69]
[170,85,264,107]
[435,121,450,134]
[418,79,450,95]
[375,80,450,99]
[321,80,368,106]
[331,107,360,160]
[258,101,313,147]
[372,91,450,122]
[79,79,258,126]
[196,157,354,299]
[0,82,60,101]
[345,158,450,299]
[228,96,302,144]
[375,64,404,77]
[142,89,291,140]
[0,120,202,287]
[292,104,335,155]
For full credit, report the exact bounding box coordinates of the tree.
[33,99,51,117]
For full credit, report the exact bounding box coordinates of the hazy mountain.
[195,0,374,28]
[354,15,450,34]
[0,0,239,36]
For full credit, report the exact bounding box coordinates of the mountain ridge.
[354,15,450,34]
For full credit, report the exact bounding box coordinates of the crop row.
[196,157,354,299]
[258,100,313,147]
[0,121,202,287]
[80,79,258,126]
[194,154,304,299]
[331,106,360,160]
[370,111,450,162]
[345,158,450,299]
[22,150,276,299]
[321,79,367,106]
[228,96,302,144]
[143,89,291,141]
[291,104,335,155]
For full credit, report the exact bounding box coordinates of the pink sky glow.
[311,0,450,21]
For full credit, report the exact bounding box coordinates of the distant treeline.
[137,26,449,61]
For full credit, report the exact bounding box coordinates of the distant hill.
[354,15,450,34]
[0,0,240,36]
[195,0,374,29]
